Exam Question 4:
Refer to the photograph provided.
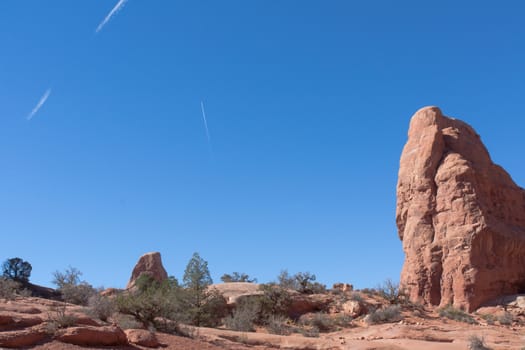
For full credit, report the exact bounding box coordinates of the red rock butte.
[396,106,525,312]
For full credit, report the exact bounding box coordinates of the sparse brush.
[439,305,476,324]
[376,279,408,305]
[47,302,77,330]
[348,291,364,302]
[468,335,491,350]
[305,312,335,332]
[0,277,21,300]
[300,326,320,338]
[88,294,116,322]
[266,315,293,335]
[497,312,513,325]
[366,305,402,324]
[224,299,259,332]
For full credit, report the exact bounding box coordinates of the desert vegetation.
[2,252,524,349]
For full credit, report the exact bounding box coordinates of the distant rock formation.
[396,106,525,311]
[126,252,168,289]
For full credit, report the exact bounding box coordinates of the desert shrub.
[376,279,408,305]
[299,326,320,338]
[47,302,77,330]
[52,267,97,305]
[360,288,377,295]
[277,270,326,294]
[2,258,32,283]
[348,291,364,302]
[479,313,495,325]
[266,315,293,335]
[468,335,491,350]
[224,299,259,332]
[221,272,257,283]
[117,275,183,328]
[0,277,22,300]
[114,314,143,330]
[366,305,402,324]
[88,294,116,322]
[439,305,476,324]
[334,313,353,327]
[305,312,335,332]
[497,311,513,325]
[257,284,292,321]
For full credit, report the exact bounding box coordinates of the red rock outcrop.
[126,252,168,289]
[55,325,128,346]
[396,106,525,311]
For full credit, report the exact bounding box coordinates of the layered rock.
[126,252,168,289]
[396,106,525,311]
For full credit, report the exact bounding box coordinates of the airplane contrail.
[27,89,51,121]
[96,0,129,33]
[200,101,213,151]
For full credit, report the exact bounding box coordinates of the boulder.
[56,325,128,346]
[341,300,368,318]
[126,252,168,289]
[397,106,525,311]
[125,329,160,347]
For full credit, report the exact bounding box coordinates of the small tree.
[117,275,183,328]
[2,258,32,283]
[52,266,96,305]
[277,270,325,294]
[220,272,257,283]
[181,252,227,326]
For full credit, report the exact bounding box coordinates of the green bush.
[117,275,182,328]
[439,305,476,324]
[257,284,292,321]
[366,305,402,324]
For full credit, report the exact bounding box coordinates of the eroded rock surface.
[396,106,525,311]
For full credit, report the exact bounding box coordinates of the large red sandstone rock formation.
[126,252,168,289]
[396,106,525,311]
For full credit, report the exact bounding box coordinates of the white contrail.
[200,101,212,145]
[96,0,129,33]
[27,89,51,120]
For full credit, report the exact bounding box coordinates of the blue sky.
[1,1,524,290]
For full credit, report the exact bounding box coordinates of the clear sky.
[1,1,524,290]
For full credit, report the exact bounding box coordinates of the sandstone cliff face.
[396,106,525,311]
[126,252,168,289]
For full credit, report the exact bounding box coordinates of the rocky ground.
[2,289,525,350]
